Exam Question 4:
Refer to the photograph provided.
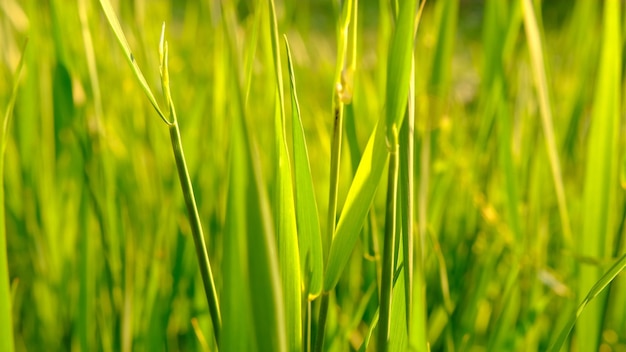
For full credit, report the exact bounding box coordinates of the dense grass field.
[2,0,626,351]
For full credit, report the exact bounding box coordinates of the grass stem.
[377,126,399,352]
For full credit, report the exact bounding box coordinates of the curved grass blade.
[324,0,417,292]
[97,0,170,125]
[97,3,222,343]
[549,253,626,352]
[0,38,27,352]
[284,36,324,300]
[221,2,286,350]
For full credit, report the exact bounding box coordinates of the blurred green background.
[1,0,625,351]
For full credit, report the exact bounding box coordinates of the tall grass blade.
[284,36,324,300]
[324,0,417,292]
[0,38,27,352]
[222,2,286,350]
[521,0,572,246]
[315,1,354,350]
[222,115,255,352]
[96,3,222,343]
[577,0,621,350]
[267,1,303,350]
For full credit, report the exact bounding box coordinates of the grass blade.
[222,2,287,348]
[315,1,354,350]
[324,0,417,292]
[284,36,324,300]
[0,38,27,352]
[97,2,222,343]
[97,0,170,125]
[576,0,621,350]
[521,0,572,246]
[267,1,303,350]
[378,126,399,352]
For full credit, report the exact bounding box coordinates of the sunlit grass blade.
[221,2,286,350]
[222,114,255,352]
[0,38,27,352]
[97,2,222,343]
[550,253,626,352]
[315,0,354,350]
[521,0,572,246]
[324,0,417,292]
[267,1,302,350]
[576,0,621,350]
[284,36,323,300]
[97,0,169,125]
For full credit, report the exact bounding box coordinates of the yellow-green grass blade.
[97,0,170,125]
[267,1,302,350]
[324,0,417,292]
[521,0,572,246]
[221,2,286,350]
[314,1,356,349]
[389,259,408,352]
[399,64,415,336]
[222,117,255,352]
[429,0,458,96]
[284,36,323,300]
[550,253,626,352]
[577,1,621,350]
[0,38,27,352]
[98,3,222,343]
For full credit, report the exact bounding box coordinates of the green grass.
[1,0,626,351]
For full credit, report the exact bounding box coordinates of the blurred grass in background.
[1,0,626,351]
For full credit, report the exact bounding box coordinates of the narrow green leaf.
[399,57,415,337]
[267,1,302,350]
[577,0,621,350]
[284,36,324,300]
[97,0,170,124]
[222,118,255,352]
[324,0,417,292]
[550,253,626,352]
[521,0,572,245]
[222,2,286,350]
[0,38,27,352]
[222,2,287,352]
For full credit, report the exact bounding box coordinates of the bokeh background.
[1,0,625,351]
